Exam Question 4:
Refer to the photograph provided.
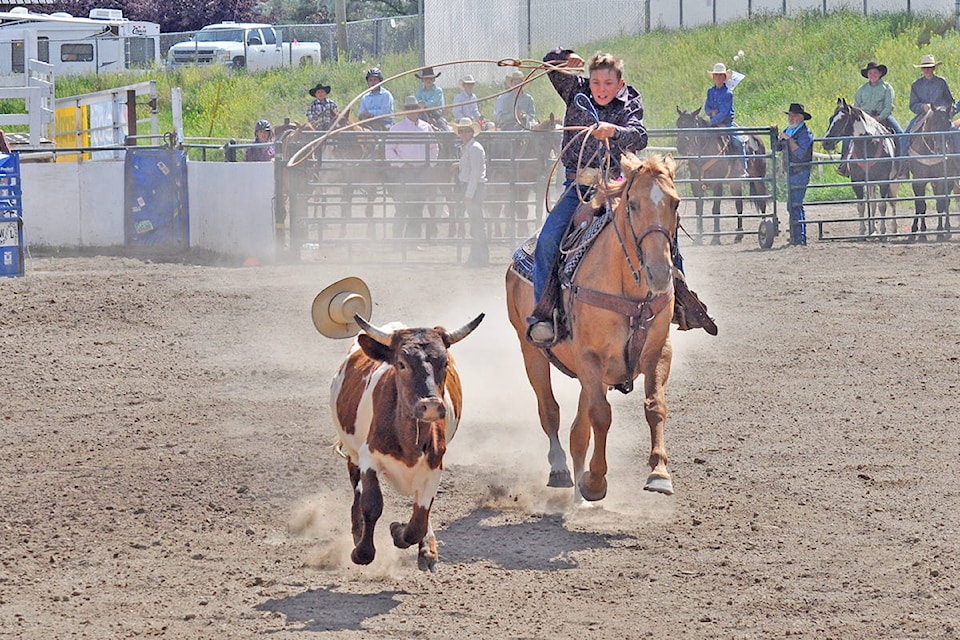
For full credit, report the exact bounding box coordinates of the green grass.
[14,10,960,197]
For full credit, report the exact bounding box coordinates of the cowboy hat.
[505,70,524,86]
[709,62,732,77]
[308,82,331,97]
[914,54,942,68]
[311,277,372,339]
[460,75,477,84]
[415,66,440,79]
[785,102,812,120]
[860,61,887,78]
[455,117,481,136]
[401,95,420,110]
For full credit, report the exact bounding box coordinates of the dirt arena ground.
[2,225,959,639]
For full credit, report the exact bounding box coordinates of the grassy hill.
[44,10,960,143]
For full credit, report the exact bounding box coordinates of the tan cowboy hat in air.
[914,54,942,68]
[311,277,373,338]
[709,62,732,77]
[455,117,481,136]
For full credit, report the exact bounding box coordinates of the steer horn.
[354,314,393,346]
[445,313,485,345]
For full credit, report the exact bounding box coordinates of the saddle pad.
[510,234,538,282]
[560,210,610,286]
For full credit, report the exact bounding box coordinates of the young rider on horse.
[704,62,748,178]
[527,48,716,345]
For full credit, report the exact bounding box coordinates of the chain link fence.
[159,16,419,62]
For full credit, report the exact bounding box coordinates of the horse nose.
[645,264,673,293]
[414,397,445,421]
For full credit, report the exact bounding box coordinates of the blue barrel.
[0,152,23,278]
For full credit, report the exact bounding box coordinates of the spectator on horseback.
[906,55,954,145]
[494,70,537,131]
[704,62,748,178]
[452,75,483,123]
[839,61,903,177]
[415,66,449,131]
[358,67,394,130]
[775,103,814,246]
[306,81,338,131]
[245,119,275,162]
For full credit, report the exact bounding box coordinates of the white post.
[171,87,184,145]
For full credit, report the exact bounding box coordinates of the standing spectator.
[452,75,482,122]
[388,96,439,238]
[775,103,814,246]
[245,119,275,162]
[359,67,394,130]
[494,70,537,130]
[455,117,488,267]
[305,81,338,131]
[415,66,448,130]
[704,62,747,177]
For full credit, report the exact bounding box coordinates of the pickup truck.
[166,22,321,71]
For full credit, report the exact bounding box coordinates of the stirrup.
[525,310,559,347]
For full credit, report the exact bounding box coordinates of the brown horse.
[505,153,681,500]
[675,107,768,244]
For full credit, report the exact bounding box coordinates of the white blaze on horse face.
[648,181,665,207]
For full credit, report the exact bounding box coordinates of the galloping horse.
[505,153,681,500]
[675,107,768,244]
[904,104,957,240]
[821,98,900,237]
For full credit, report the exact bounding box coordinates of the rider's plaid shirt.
[307,98,339,130]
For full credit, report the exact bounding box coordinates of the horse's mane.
[590,153,678,206]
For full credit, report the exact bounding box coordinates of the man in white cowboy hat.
[306,81,337,130]
[494,70,537,130]
[414,66,449,130]
[704,61,748,177]
[453,118,488,266]
[388,96,440,238]
[452,75,482,122]
[907,54,954,133]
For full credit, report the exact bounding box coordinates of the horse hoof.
[548,469,574,488]
[351,545,375,565]
[578,473,607,501]
[418,552,438,573]
[644,476,674,496]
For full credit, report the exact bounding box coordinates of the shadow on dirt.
[439,507,636,570]
[255,587,408,632]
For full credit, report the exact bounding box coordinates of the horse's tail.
[747,137,769,213]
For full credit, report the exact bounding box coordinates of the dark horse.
[904,104,957,241]
[821,98,900,237]
[675,107,768,244]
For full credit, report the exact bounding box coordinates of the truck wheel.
[299,56,313,67]
[232,56,246,69]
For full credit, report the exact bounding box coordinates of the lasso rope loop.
[574,92,600,125]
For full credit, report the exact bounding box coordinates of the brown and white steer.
[330,313,484,571]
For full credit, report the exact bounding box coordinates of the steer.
[330,313,484,571]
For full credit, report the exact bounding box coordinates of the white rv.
[0,7,160,76]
